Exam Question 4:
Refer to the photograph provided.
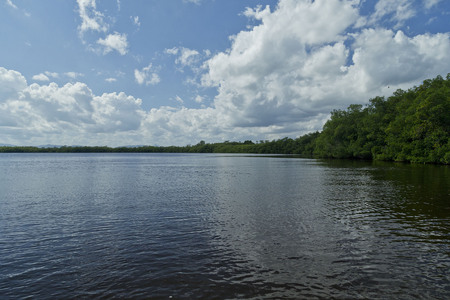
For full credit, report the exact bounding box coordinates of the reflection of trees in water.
[371,162,449,219]
[321,159,450,240]
[320,160,449,298]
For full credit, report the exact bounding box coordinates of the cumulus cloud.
[346,29,450,88]
[0,67,145,145]
[76,0,108,36]
[1,0,450,146]
[0,67,27,100]
[202,0,360,128]
[166,47,201,69]
[91,92,144,132]
[45,71,59,79]
[65,72,84,79]
[32,72,83,82]
[243,5,271,20]
[0,66,262,146]
[165,47,178,56]
[178,48,200,66]
[76,0,129,56]
[134,64,160,86]
[32,73,50,82]
[197,0,450,133]
[97,32,129,55]
[142,106,222,146]
[105,77,117,83]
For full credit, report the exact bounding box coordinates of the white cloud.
[1,66,291,146]
[369,0,415,28]
[203,49,211,57]
[134,70,145,85]
[32,72,83,82]
[347,29,450,88]
[0,67,27,100]
[45,71,59,79]
[165,47,179,55]
[76,0,130,56]
[77,0,110,36]
[183,0,201,5]
[243,5,271,20]
[5,0,30,16]
[97,32,129,55]
[142,106,222,146]
[423,0,442,9]
[6,0,17,9]
[91,92,144,132]
[166,47,200,68]
[132,16,140,27]
[194,95,203,103]
[76,0,108,36]
[1,0,450,146]
[32,73,50,82]
[202,0,359,127]
[65,72,84,79]
[175,95,184,104]
[105,77,117,83]
[134,64,160,86]
[0,67,145,145]
[178,48,200,66]
[201,0,450,131]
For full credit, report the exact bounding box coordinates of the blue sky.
[1,0,449,146]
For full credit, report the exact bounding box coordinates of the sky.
[1,0,449,146]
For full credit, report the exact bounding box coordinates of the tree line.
[1,74,449,164]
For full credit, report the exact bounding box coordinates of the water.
[0,153,449,299]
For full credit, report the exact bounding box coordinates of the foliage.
[1,75,448,164]
[313,74,450,164]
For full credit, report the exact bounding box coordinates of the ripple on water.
[0,154,449,299]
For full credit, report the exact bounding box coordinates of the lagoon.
[0,153,449,299]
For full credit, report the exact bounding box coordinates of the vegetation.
[1,74,449,164]
[313,74,449,164]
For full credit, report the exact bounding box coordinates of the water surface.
[0,153,449,299]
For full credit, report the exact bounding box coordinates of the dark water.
[0,153,449,299]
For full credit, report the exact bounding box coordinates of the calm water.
[0,153,449,299]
